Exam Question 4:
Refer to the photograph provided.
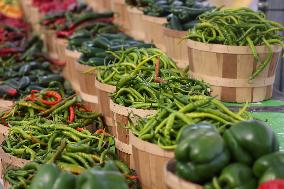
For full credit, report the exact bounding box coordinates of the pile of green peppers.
[111,75,210,109]
[129,95,251,149]
[94,47,182,86]
[78,34,153,67]
[31,162,129,189]
[174,120,284,188]
[67,22,119,51]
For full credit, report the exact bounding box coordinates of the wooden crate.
[130,133,174,189]
[95,80,116,134]
[75,62,99,112]
[165,160,203,189]
[163,27,188,69]
[126,6,145,41]
[142,15,167,51]
[187,39,282,102]
[110,100,156,168]
[65,49,81,92]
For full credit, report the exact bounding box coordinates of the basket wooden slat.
[65,49,81,92]
[126,6,145,41]
[95,80,116,134]
[110,100,156,168]
[130,133,174,189]
[43,28,58,59]
[75,62,99,112]
[164,27,188,69]
[165,160,203,189]
[187,39,282,102]
[112,0,130,33]
[142,15,167,51]
[0,100,13,114]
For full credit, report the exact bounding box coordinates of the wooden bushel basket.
[54,38,68,61]
[43,29,58,59]
[112,0,130,33]
[187,39,282,102]
[164,27,188,69]
[165,160,203,189]
[142,15,167,51]
[110,100,156,168]
[130,133,174,189]
[65,49,81,92]
[95,80,116,134]
[0,150,30,189]
[88,0,112,12]
[126,6,145,41]
[19,0,32,22]
[75,62,99,112]
[0,100,13,114]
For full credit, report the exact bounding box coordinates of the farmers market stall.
[0,0,283,189]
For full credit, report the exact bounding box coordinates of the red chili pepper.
[56,29,75,38]
[0,48,23,57]
[258,180,284,189]
[6,88,17,96]
[95,129,105,134]
[76,127,84,132]
[68,106,75,123]
[37,91,62,105]
[126,175,139,180]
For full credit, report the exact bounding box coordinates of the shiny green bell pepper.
[175,123,230,183]
[76,161,129,189]
[223,120,279,165]
[253,152,284,184]
[204,163,257,189]
[30,164,61,189]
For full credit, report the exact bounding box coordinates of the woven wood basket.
[65,49,81,92]
[43,29,58,59]
[165,160,203,189]
[112,0,130,33]
[163,27,188,69]
[75,62,99,112]
[187,39,282,102]
[110,100,156,168]
[126,6,145,41]
[130,133,174,189]
[142,15,167,51]
[0,100,13,114]
[95,80,116,134]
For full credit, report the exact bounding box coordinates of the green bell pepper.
[30,164,61,189]
[253,152,284,184]
[175,123,230,183]
[52,171,77,189]
[76,161,129,189]
[204,163,257,189]
[223,120,279,165]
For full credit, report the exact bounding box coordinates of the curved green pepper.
[212,163,257,189]
[253,152,284,184]
[52,171,77,189]
[175,123,230,183]
[223,120,279,165]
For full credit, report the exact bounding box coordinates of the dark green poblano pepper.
[175,123,230,183]
[223,120,279,165]
[204,163,257,189]
[253,152,284,184]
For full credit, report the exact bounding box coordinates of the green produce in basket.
[186,7,284,80]
[253,152,284,184]
[175,123,230,183]
[224,120,279,165]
